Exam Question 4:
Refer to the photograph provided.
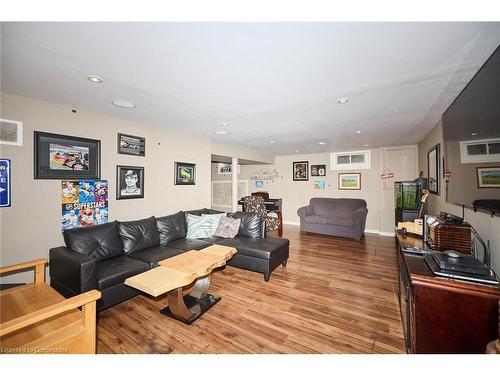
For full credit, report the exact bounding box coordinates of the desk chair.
[242,195,282,237]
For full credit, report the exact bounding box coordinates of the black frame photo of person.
[34,131,101,179]
[293,161,309,181]
[116,165,145,200]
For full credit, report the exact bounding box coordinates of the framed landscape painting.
[477,166,500,188]
[293,161,309,181]
[34,131,100,180]
[338,173,361,190]
[175,162,196,185]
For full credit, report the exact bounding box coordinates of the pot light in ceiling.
[111,99,136,109]
[269,140,275,144]
[87,75,103,83]
[337,97,349,104]
[221,122,230,127]
[364,144,369,147]
[356,130,362,134]
[215,130,228,135]
[318,142,326,145]
[295,150,299,153]
[471,132,479,136]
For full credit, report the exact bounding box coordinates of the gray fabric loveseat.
[297,198,368,240]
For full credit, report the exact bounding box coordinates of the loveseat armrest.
[297,205,313,219]
[49,246,98,296]
[352,207,368,228]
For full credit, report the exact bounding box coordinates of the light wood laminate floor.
[96,226,405,353]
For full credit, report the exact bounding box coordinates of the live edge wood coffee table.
[125,245,237,324]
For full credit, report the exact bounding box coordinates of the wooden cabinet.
[396,233,500,353]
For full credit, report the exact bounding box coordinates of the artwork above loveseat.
[49,209,289,311]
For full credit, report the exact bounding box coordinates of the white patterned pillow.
[214,217,241,239]
[185,213,213,239]
[201,213,227,236]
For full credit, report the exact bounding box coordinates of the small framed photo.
[117,165,144,199]
[477,166,500,188]
[313,180,326,190]
[175,162,196,185]
[293,161,309,181]
[0,119,23,146]
[117,133,145,156]
[311,164,326,177]
[338,173,361,190]
[34,131,100,180]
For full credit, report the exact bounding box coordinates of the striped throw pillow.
[185,213,213,239]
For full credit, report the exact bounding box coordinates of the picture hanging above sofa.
[116,165,144,199]
[175,162,196,185]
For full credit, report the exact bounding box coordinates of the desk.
[396,232,500,353]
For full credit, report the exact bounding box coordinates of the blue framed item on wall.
[0,159,11,207]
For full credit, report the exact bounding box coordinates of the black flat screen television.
[442,45,500,214]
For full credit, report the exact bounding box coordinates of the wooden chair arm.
[0,258,48,283]
[0,289,101,337]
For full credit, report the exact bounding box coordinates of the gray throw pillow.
[214,217,241,238]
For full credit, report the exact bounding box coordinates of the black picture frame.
[116,165,144,199]
[311,164,326,177]
[175,162,196,185]
[427,143,440,195]
[117,133,145,156]
[34,131,100,180]
[293,161,309,181]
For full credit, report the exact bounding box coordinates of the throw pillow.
[185,213,213,239]
[214,217,241,239]
[201,213,227,236]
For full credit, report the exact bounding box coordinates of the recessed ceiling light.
[471,132,479,136]
[337,97,349,104]
[221,122,230,127]
[356,130,362,134]
[364,144,369,147]
[318,142,326,145]
[215,130,228,135]
[295,150,299,153]
[87,75,103,84]
[111,99,136,109]
[269,140,275,144]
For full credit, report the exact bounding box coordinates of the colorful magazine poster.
[61,180,79,204]
[94,180,108,202]
[78,180,95,203]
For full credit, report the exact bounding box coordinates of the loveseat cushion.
[156,211,187,246]
[63,221,124,261]
[230,211,263,238]
[327,215,354,227]
[97,256,150,290]
[128,246,185,267]
[304,215,329,225]
[119,217,160,255]
[218,237,289,260]
[166,238,212,251]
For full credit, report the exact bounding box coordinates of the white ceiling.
[1,22,499,155]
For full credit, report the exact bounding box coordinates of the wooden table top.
[124,245,237,297]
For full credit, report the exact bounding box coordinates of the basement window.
[460,138,500,163]
[330,150,371,170]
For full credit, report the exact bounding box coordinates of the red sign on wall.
[380,172,394,179]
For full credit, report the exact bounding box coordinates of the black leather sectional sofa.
[49,209,289,311]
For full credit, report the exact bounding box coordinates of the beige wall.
[0,93,212,282]
[418,120,500,273]
[211,150,393,234]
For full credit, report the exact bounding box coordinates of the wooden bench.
[0,258,100,354]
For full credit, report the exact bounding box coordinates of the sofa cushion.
[304,215,329,224]
[128,246,185,267]
[63,221,124,261]
[97,256,150,290]
[201,236,225,244]
[218,237,289,260]
[310,197,366,217]
[119,217,160,255]
[230,211,263,238]
[202,213,227,235]
[156,211,187,246]
[214,217,241,238]
[166,238,212,251]
[327,215,354,227]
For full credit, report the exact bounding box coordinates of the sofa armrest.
[297,205,313,219]
[49,246,98,295]
[352,207,368,225]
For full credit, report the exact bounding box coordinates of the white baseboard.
[284,223,395,237]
